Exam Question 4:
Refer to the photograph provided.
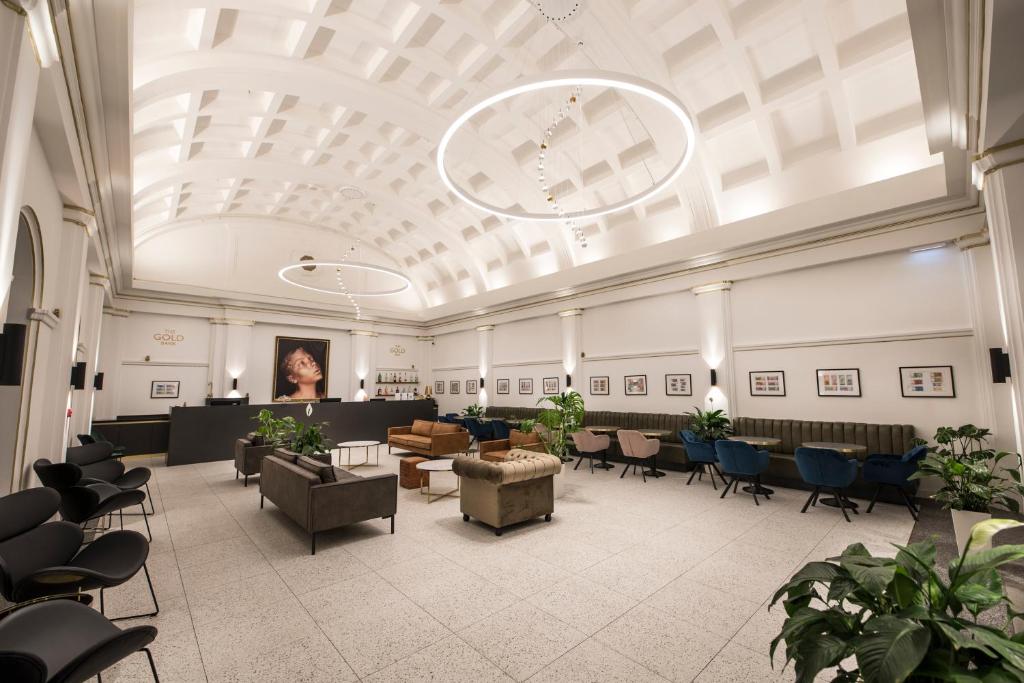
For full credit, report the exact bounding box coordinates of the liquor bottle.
[377,372,381,383]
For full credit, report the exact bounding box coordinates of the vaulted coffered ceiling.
[119,0,966,320]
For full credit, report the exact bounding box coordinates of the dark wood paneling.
[167,400,438,466]
[91,419,170,456]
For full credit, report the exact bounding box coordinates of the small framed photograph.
[151,380,180,399]
[817,368,861,397]
[750,371,786,396]
[434,380,444,394]
[589,376,609,395]
[466,379,478,394]
[665,374,692,396]
[900,366,955,398]
[624,374,647,396]
[519,378,533,395]
[496,378,510,394]
[543,377,559,394]
[450,380,460,395]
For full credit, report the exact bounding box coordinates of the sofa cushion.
[411,420,436,436]
[390,434,432,449]
[273,448,299,463]
[432,422,461,434]
[509,430,541,448]
[296,455,337,483]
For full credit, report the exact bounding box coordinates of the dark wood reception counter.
[167,400,437,466]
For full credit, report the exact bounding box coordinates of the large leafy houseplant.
[684,406,732,442]
[536,391,585,462]
[463,403,485,417]
[289,420,333,456]
[250,409,293,446]
[770,519,1024,683]
[910,425,1024,514]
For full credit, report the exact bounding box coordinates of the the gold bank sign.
[154,329,185,346]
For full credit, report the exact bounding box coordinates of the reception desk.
[167,400,437,466]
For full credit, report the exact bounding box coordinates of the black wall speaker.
[990,347,1012,383]
[0,323,27,386]
[70,361,87,390]
[93,372,104,390]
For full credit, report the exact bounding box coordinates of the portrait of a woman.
[273,336,330,401]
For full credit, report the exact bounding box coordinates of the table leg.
[644,454,666,478]
[422,470,459,503]
[594,448,614,470]
[741,483,775,496]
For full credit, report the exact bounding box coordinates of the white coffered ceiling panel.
[129,0,949,318]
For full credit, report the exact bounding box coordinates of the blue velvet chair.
[680,430,726,489]
[862,445,927,520]
[491,420,511,441]
[713,440,772,505]
[463,418,493,450]
[794,447,860,522]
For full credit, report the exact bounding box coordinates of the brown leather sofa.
[387,419,470,458]
[453,449,562,535]
[479,429,546,462]
[259,451,397,554]
[234,437,274,486]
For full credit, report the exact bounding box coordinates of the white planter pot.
[951,509,992,555]
[553,468,565,500]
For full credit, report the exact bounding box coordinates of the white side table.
[416,458,459,503]
[337,440,381,470]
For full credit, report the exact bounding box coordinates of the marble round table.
[725,435,781,495]
[801,442,866,509]
[337,440,380,470]
[416,458,460,503]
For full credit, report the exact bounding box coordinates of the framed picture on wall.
[519,378,533,394]
[589,376,609,395]
[900,366,956,398]
[497,378,510,394]
[817,368,862,397]
[466,379,478,394]
[450,380,460,395]
[749,370,786,396]
[151,380,180,399]
[434,380,444,394]
[624,374,647,396]
[272,336,329,402]
[543,377,559,394]
[665,374,692,396]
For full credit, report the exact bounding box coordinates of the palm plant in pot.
[909,424,1024,553]
[536,391,585,463]
[463,403,485,418]
[684,406,732,442]
[771,519,1024,682]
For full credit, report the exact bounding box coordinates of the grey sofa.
[259,452,397,554]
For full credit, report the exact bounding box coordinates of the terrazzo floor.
[98,451,916,682]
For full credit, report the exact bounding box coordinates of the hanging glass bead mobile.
[537,85,587,248]
[336,240,362,320]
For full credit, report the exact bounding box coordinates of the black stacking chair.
[0,487,158,621]
[67,443,155,515]
[32,459,151,541]
[0,597,159,682]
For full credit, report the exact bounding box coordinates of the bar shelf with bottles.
[374,368,421,400]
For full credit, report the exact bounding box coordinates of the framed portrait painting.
[624,374,647,396]
[466,379,478,394]
[900,366,955,398]
[496,378,510,394]
[817,369,861,397]
[273,336,329,402]
[543,377,559,394]
[450,380,460,395]
[434,380,444,394]
[749,370,785,396]
[519,378,533,395]
[665,374,692,396]
[150,380,179,399]
[589,376,609,395]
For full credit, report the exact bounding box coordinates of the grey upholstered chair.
[616,430,660,482]
[569,430,610,473]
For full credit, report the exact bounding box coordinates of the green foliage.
[289,420,333,456]
[909,424,1024,513]
[249,410,332,455]
[517,419,536,435]
[251,409,293,445]
[463,403,485,417]
[770,519,1024,683]
[536,391,585,462]
[684,406,732,442]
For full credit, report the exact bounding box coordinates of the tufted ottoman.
[400,456,430,489]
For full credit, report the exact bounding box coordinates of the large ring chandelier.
[278,261,411,297]
[437,70,696,223]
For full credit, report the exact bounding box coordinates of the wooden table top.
[727,435,782,446]
[585,425,620,434]
[801,441,867,454]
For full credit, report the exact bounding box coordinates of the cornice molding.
[2,0,25,16]
[475,325,495,332]
[691,281,733,295]
[209,318,255,326]
[974,140,1024,179]
[102,307,130,318]
[557,309,583,318]
[955,229,990,251]
[28,308,59,329]
[349,330,378,337]
[416,336,435,342]
[733,328,974,352]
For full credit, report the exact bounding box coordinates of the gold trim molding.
[1,0,25,15]
[691,281,733,295]
[955,229,990,251]
[557,309,583,318]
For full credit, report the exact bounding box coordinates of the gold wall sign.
[153,329,185,346]
[389,344,406,357]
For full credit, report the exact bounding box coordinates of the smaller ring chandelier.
[278,259,411,320]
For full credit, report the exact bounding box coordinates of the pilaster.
[692,281,736,414]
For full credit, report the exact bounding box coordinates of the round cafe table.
[337,440,381,470]
[416,458,460,503]
[637,429,671,477]
[584,426,619,470]
[801,442,866,509]
[726,435,781,495]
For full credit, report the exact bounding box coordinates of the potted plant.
[771,518,1024,682]
[684,406,732,442]
[250,409,292,446]
[910,424,1024,553]
[463,403,485,418]
[290,420,334,462]
[536,392,584,463]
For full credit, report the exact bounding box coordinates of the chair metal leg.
[574,455,583,470]
[620,460,629,478]
[720,478,733,498]
[143,647,161,682]
[390,515,395,534]
[244,474,248,487]
[143,483,155,515]
[898,488,920,521]
[834,488,851,522]
[811,489,820,507]
[235,470,239,480]
[866,484,881,513]
[119,508,124,530]
[110,562,160,622]
[140,504,152,541]
[311,532,317,555]
[712,464,728,488]
[641,464,647,483]
[801,487,818,513]
[686,468,698,485]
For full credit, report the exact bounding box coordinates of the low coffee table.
[337,440,381,470]
[416,458,460,503]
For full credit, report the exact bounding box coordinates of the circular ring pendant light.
[278,261,411,297]
[437,70,696,223]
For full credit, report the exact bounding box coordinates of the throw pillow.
[296,455,337,483]
[432,422,461,434]
[411,420,436,436]
[273,448,298,463]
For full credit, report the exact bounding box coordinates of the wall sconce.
[480,377,485,388]
[93,372,104,390]
[710,369,718,386]
[360,378,365,389]
[70,362,87,390]
[566,374,572,387]
[990,348,1012,383]
[232,377,238,391]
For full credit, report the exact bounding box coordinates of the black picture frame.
[589,376,610,395]
[466,379,478,394]
[749,370,786,396]
[542,377,559,394]
[151,380,180,399]
[450,380,460,395]
[624,374,647,396]
[272,336,329,402]
[434,380,444,394]
[899,365,956,398]
[496,378,510,394]
[519,378,533,394]
[816,368,862,397]
[665,373,692,396]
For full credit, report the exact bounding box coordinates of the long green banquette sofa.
[482,407,916,499]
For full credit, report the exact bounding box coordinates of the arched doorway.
[0,210,41,494]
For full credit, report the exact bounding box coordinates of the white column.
[70,274,107,437]
[94,308,128,420]
[54,207,91,451]
[208,320,229,398]
[223,320,254,398]
[975,150,1024,453]
[476,325,493,407]
[350,330,376,400]
[0,16,39,313]
[692,282,736,414]
[417,335,434,399]
[559,309,583,393]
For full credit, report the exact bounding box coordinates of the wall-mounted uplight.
[909,242,948,253]
[566,374,572,387]
[360,378,365,389]
[480,377,485,388]
[232,378,238,391]
[709,369,718,386]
